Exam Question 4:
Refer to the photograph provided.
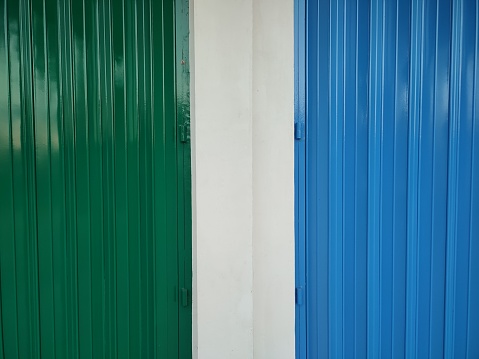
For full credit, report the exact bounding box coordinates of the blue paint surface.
[295,0,479,357]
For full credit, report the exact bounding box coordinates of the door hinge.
[181,287,189,307]
[294,122,304,140]
[296,286,304,306]
[179,122,190,143]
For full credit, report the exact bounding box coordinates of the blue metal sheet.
[295,0,479,357]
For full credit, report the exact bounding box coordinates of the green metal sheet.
[0,0,191,358]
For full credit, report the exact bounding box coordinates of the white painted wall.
[191,0,254,358]
[252,0,295,357]
[191,0,294,357]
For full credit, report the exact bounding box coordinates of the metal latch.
[294,122,304,140]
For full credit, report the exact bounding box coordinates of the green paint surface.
[0,0,191,358]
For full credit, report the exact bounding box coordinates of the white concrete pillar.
[191,1,254,358]
[191,0,294,357]
[252,0,295,357]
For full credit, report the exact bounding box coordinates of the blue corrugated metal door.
[295,0,479,358]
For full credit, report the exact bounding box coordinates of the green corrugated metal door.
[0,0,191,358]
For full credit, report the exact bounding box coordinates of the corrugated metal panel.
[0,0,191,358]
[295,0,479,357]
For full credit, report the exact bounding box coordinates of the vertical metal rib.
[445,0,462,356]
[19,0,41,354]
[466,4,479,357]
[367,0,383,356]
[405,1,423,357]
[0,0,20,356]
